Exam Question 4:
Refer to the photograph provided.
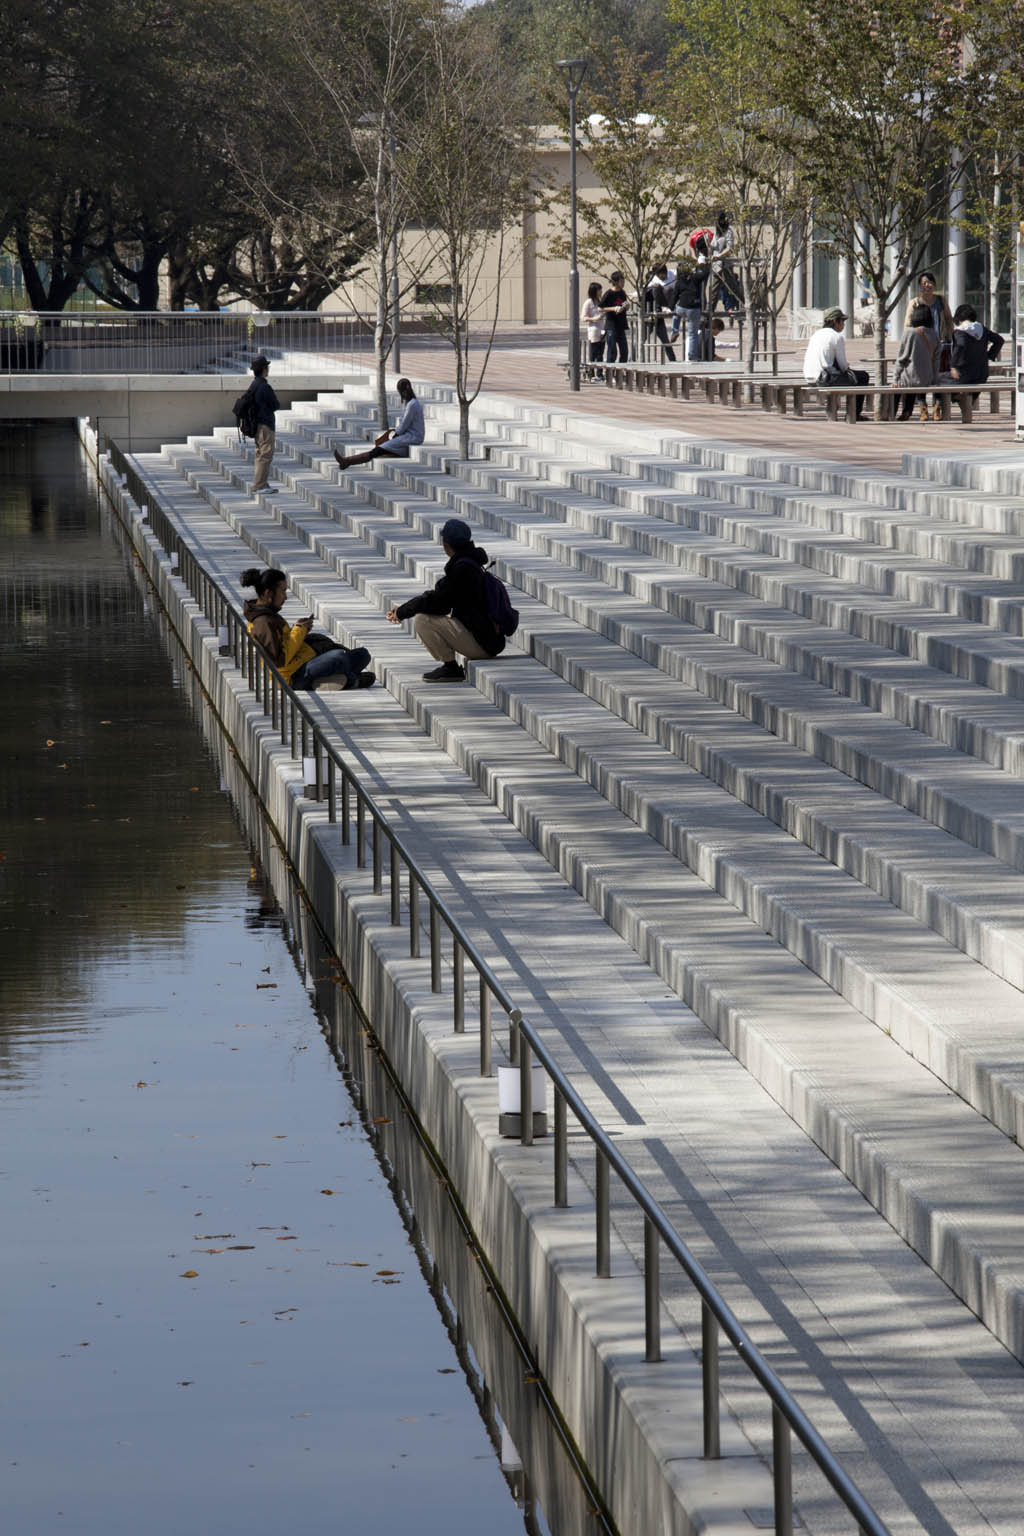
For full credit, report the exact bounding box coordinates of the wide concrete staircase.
[129,380,1024,1535]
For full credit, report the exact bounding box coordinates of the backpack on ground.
[459,559,519,637]
[232,384,259,439]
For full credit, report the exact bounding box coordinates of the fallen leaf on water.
[437,1368,456,1375]
[180,1270,198,1279]
[178,1381,193,1387]
[376,1269,399,1277]
[372,1116,390,1125]
[276,1236,297,1242]
[135,1081,149,1089]
[338,1120,353,1127]
[195,1234,234,1240]
[255,983,277,991]
[227,1245,255,1251]
[344,1261,368,1267]
[196,1248,223,1254]
[320,1189,334,1196]
[274,1308,298,1319]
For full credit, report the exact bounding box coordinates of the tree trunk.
[874,292,887,401]
[741,257,756,375]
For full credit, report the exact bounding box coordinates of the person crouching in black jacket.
[387,517,505,682]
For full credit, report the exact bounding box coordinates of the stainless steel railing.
[0,309,372,377]
[103,437,892,1536]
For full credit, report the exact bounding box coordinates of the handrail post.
[315,741,323,801]
[772,1406,793,1536]
[453,942,465,1032]
[701,1302,721,1459]
[409,872,420,957]
[429,904,441,993]
[554,1090,568,1207]
[390,843,401,925]
[327,758,336,823]
[644,1217,661,1362]
[595,1149,610,1278]
[290,698,298,759]
[356,793,366,868]
[372,817,382,893]
[341,775,351,845]
[519,1024,533,1147]
[479,978,492,1077]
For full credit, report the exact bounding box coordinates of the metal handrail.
[103,438,891,1536]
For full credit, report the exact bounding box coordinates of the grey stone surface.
[104,384,1024,1536]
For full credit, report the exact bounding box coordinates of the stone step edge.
[141,438,1024,1370]
[105,457,775,1536]
[173,434,1024,1142]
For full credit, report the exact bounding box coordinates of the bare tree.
[401,3,538,458]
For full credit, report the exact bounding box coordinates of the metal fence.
[103,437,892,1536]
[0,310,373,377]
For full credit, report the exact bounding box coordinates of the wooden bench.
[588,364,1014,423]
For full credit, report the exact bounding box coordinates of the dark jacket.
[250,375,281,428]
[395,545,505,656]
[600,287,629,336]
[949,322,1003,385]
[672,265,708,310]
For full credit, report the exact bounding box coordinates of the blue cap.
[440,518,473,548]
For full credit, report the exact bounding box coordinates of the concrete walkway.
[120,359,1024,1536]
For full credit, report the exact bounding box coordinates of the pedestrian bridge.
[0,309,369,449]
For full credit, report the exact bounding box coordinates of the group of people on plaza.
[581,212,740,370]
[802,269,1004,422]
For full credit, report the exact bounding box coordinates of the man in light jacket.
[802,306,869,419]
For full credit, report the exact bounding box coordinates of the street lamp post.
[557,59,587,392]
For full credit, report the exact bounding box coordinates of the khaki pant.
[252,424,275,490]
[414,612,490,663]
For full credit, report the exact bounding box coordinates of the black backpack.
[458,558,519,637]
[232,384,259,439]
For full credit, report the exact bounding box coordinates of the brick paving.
[394,324,1018,471]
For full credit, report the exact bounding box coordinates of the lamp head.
[556,58,588,93]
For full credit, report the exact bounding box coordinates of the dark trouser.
[588,339,605,366]
[651,315,676,362]
[847,369,870,417]
[605,327,628,364]
[291,645,371,690]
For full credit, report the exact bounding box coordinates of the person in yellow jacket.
[241,567,374,691]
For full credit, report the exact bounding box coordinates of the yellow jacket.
[244,602,314,681]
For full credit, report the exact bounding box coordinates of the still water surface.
[0,424,594,1536]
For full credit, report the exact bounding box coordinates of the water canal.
[0,422,606,1536]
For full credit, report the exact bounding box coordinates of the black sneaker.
[356,670,376,688]
[422,661,465,682]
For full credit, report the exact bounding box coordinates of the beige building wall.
[327,130,613,327]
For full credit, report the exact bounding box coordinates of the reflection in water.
[0,422,609,1536]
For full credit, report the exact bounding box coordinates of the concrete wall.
[0,374,366,451]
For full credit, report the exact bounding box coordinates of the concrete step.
[312,392,1024,780]
[272,405,1024,904]
[187,421,1024,1111]
[125,442,1024,1536]
[148,428,1024,1374]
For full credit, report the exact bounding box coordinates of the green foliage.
[547,42,692,294]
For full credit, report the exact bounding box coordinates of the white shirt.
[803,325,849,382]
[581,297,605,342]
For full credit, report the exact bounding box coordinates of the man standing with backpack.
[386,517,519,682]
[248,354,281,494]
